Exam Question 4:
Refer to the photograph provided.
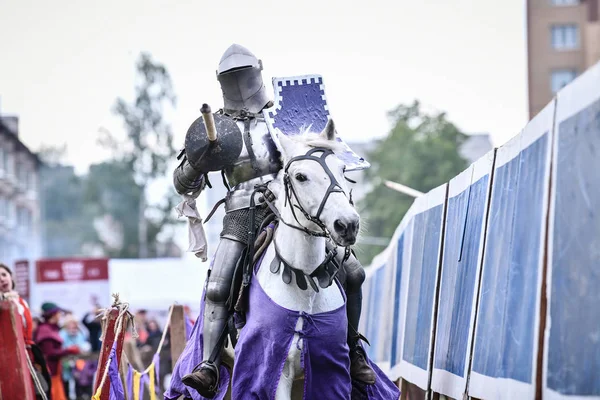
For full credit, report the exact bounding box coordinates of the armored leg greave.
[342,251,366,346]
[339,249,376,384]
[202,237,245,363]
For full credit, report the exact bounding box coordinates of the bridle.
[267,147,354,238]
[245,146,357,294]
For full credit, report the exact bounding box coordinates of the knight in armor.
[173,44,375,398]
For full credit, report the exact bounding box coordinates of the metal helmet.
[216,44,271,114]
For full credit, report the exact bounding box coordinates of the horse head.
[272,119,359,247]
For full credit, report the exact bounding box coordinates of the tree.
[99,52,181,258]
[357,100,469,265]
[83,162,143,258]
[37,143,68,166]
[37,144,94,257]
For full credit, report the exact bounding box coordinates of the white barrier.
[361,60,600,400]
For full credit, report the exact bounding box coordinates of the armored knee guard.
[202,237,245,362]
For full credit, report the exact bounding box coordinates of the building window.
[551,24,579,49]
[8,202,16,224]
[0,148,7,174]
[28,171,35,191]
[551,69,578,93]
[16,207,31,234]
[551,0,579,5]
[5,152,14,177]
[18,165,29,190]
[0,197,6,219]
[0,147,5,174]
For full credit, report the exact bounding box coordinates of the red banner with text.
[32,258,110,320]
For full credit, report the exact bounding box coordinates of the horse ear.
[319,119,336,141]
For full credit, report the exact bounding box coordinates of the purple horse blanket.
[165,252,400,400]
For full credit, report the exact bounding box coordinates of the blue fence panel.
[390,233,405,367]
[547,96,600,396]
[359,273,372,340]
[472,158,518,378]
[402,204,444,370]
[472,133,548,384]
[501,135,547,382]
[434,175,489,377]
[366,265,385,360]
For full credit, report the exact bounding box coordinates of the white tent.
[108,256,208,317]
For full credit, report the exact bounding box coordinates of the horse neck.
[274,198,326,275]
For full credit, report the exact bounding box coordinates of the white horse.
[221,119,361,400]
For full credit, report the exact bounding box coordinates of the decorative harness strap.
[270,244,341,292]
[236,146,356,311]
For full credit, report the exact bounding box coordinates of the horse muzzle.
[332,216,359,246]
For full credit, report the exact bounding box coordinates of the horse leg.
[276,318,304,400]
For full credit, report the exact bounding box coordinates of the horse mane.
[286,126,346,154]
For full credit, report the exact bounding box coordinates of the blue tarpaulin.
[366,265,386,360]
[390,233,406,367]
[434,175,489,378]
[547,97,600,396]
[402,204,444,370]
[472,133,549,384]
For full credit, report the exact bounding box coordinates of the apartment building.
[527,0,600,118]
[0,115,41,265]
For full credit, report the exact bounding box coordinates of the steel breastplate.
[223,117,281,188]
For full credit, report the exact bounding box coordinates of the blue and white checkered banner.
[263,74,370,171]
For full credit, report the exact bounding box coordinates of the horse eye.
[295,173,308,182]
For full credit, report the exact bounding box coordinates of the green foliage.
[40,165,93,257]
[104,52,178,183]
[37,143,68,166]
[357,100,469,265]
[39,52,182,259]
[98,51,182,257]
[83,162,143,258]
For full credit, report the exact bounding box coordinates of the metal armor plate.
[262,74,371,171]
[223,117,281,189]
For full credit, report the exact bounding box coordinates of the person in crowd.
[137,317,161,367]
[32,316,41,334]
[81,304,102,352]
[183,305,196,326]
[0,264,52,399]
[0,263,33,345]
[34,302,80,400]
[134,309,149,347]
[59,316,91,398]
[145,319,163,353]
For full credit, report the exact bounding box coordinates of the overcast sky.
[0,0,529,256]
[0,0,528,175]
